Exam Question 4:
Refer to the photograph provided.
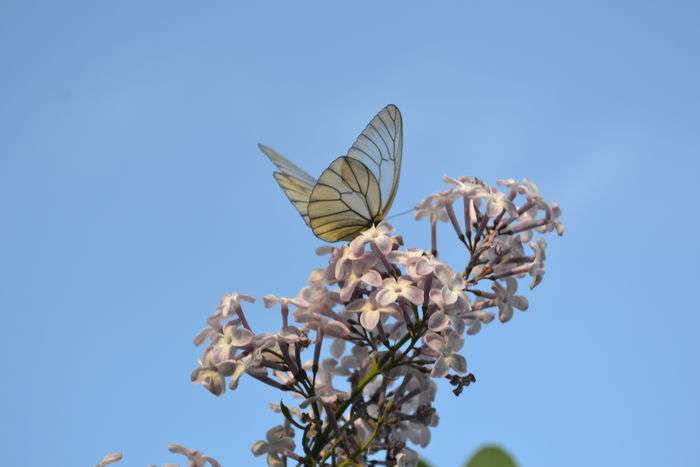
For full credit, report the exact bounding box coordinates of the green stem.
[311,333,412,463]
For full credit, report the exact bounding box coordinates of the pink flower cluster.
[183,176,563,466]
[98,176,563,467]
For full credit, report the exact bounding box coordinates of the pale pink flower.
[409,255,437,280]
[497,177,540,198]
[413,194,450,222]
[167,444,220,467]
[191,363,226,396]
[293,285,339,316]
[295,311,350,338]
[376,276,424,306]
[209,325,253,362]
[218,292,256,318]
[262,294,302,309]
[251,426,295,467]
[423,330,467,378]
[388,247,424,265]
[427,310,450,332]
[249,333,279,365]
[338,256,382,302]
[329,245,358,281]
[388,248,436,280]
[492,278,529,322]
[193,320,223,347]
[263,294,303,327]
[307,267,329,286]
[511,206,539,242]
[432,265,468,307]
[349,223,395,259]
[346,294,399,332]
[536,200,565,236]
[443,175,490,199]
[461,310,495,335]
[482,234,525,266]
[486,190,517,218]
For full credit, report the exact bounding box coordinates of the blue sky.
[1,1,699,466]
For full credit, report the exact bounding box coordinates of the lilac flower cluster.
[100,176,563,466]
[189,176,563,466]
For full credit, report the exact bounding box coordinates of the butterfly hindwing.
[259,143,316,226]
[308,157,381,242]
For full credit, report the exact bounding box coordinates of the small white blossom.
[251,425,295,467]
[492,278,529,322]
[338,256,382,302]
[414,194,450,222]
[349,223,395,259]
[424,330,467,378]
[432,265,468,308]
[376,276,424,306]
[218,292,256,318]
[346,294,399,332]
[486,190,517,218]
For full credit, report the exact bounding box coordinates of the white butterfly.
[259,104,403,242]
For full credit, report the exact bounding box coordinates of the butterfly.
[259,104,403,242]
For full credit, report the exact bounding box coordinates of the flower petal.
[360,269,383,288]
[428,311,449,332]
[404,285,424,305]
[360,309,380,331]
[376,288,398,307]
[423,331,445,353]
[374,235,393,255]
[251,441,268,456]
[512,295,529,311]
[498,303,513,322]
[431,356,449,378]
[448,354,467,373]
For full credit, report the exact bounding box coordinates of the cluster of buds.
[100,176,562,466]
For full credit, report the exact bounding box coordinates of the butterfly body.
[260,104,403,242]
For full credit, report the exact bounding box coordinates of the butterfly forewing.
[346,104,403,220]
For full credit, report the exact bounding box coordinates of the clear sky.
[1,1,699,466]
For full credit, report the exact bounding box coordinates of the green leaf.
[464,445,518,467]
[417,459,433,467]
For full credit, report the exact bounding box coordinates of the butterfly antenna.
[387,207,416,220]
